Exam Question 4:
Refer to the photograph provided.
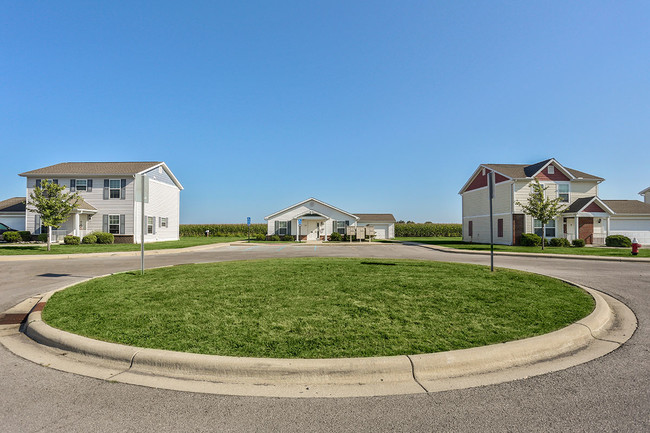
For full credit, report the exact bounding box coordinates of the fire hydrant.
[631,238,641,256]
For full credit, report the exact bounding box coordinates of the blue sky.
[1,1,648,223]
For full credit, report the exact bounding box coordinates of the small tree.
[516,179,566,250]
[28,179,80,251]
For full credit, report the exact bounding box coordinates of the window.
[108,215,120,234]
[548,165,555,174]
[558,184,569,202]
[109,179,121,198]
[534,219,556,238]
[335,220,346,234]
[277,221,288,235]
[75,179,87,191]
[497,219,503,237]
[468,221,473,237]
[161,217,168,228]
[147,217,154,234]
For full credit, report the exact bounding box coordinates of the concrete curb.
[408,242,650,263]
[2,277,634,398]
[0,242,231,262]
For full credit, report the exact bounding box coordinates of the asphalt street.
[1,243,648,432]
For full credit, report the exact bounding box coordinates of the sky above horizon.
[1,1,648,224]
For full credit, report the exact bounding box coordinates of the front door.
[306,221,319,240]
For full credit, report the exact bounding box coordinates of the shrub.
[180,224,267,237]
[82,234,97,244]
[520,233,541,246]
[606,235,631,248]
[64,235,80,245]
[549,237,571,248]
[572,239,586,247]
[37,233,48,242]
[281,234,294,242]
[18,231,32,241]
[329,232,342,241]
[395,223,462,237]
[93,232,115,244]
[3,231,21,243]
[269,235,281,241]
[254,233,266,241]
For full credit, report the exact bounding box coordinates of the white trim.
[638,187,650,195]
[135,162,184,190]
[528,159,576,180]
[264,197,359,220]
[463,213,512,218]
[458,165,513,195]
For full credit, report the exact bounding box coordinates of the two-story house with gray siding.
[18,162,183,243]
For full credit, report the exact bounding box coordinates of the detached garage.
[355,214,396,239]
[0,197,26,231]
[604,200,650,245]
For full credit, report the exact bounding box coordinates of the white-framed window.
[75,179,87,191]
[548,165,555,174]
[335,221,346,234]
[109,179,121,199]
[278,221,288,235]
[558,184,570,202]
[108,214,120,234]
[147,217,154,234]
[534,219,556,238]
[161,217,168,228]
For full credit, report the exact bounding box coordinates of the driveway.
[1,243,648,432]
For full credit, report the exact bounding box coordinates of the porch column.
[575,215,579,240]
[606,217,610,238]
[74,213,80,237]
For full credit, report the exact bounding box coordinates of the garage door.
[372,225,388,239]
[0,216,25,231]
[610,218,650,245]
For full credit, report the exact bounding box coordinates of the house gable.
[460,166,511,194]
[265,198,358,221]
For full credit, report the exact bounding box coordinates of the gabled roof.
[603,200,650,215]
[354,213,397,223]
[0,197,26,213]
[265,198,359,220]
[639,187,650,195]
[74,198,97,212]
[563,196,614,214]
[482,158,603,181]
[20,162,162,176]
[19,161,183,190]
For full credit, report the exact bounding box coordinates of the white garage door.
[372,224,388,239]
[610,218,650,245]
[0,216,25,231]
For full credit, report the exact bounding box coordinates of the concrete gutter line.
[0,277,636,398]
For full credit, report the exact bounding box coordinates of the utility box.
[356,227,366,239]
[346,226,356,236]
[365,226,375,236]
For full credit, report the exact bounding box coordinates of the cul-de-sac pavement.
[1,242,648,432]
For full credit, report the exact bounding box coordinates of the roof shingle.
[0,197,26,213]
[19,162,162,177]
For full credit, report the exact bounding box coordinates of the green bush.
[605,235,631,248]
[572,239,586,247]
[395,223,462,237]
[329,232,342,241]
[254,233,266,241]
[520,233,541,246]
[82,234,97,244]
[64,235,80,245]
[280,234,294,242]
[3,231,21,243]
[18,231,32,241]
[180,224,267,237]
[93,232,115,244]
[549,237,571,247]
[269,235,281,241]
[37,233,48,242]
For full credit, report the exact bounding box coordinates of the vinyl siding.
[25,176,135,235]
[267,201,356,236]
[134,178,180,243]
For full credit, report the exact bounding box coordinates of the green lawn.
[380,237,649,257]
[43,258,594,359]
[0,236,242,255]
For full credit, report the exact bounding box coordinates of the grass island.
[42,258,594,359]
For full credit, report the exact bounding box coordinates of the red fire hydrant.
[631,238,641,256]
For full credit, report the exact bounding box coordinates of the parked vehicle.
[0,222,16,235]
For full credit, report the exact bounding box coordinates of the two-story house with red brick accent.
[459,159,650,245]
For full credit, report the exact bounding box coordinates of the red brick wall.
[579,217,594,244]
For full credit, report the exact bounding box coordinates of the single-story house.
[7,161,183,243]
[459,158,650,245]
[0,197,26,231]
[265,198,396,240]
